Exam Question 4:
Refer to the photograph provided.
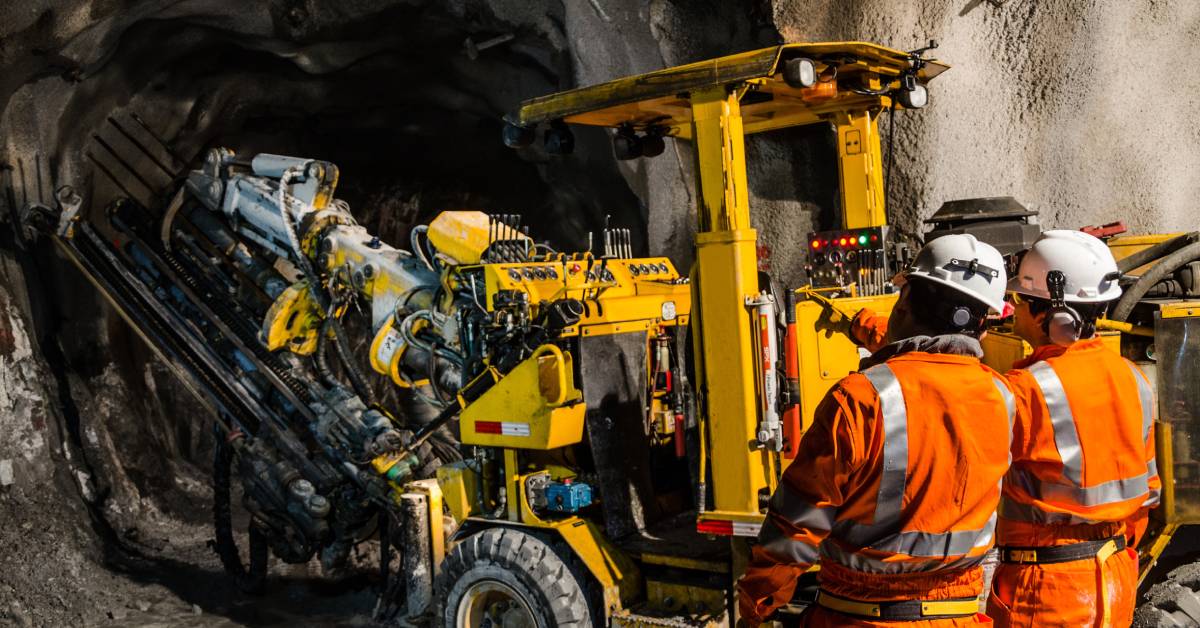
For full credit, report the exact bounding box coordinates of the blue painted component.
[231,350,258,374]
[544,480,593,513]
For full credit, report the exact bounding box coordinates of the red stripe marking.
[475,421,503,434]
[696,519,734,536]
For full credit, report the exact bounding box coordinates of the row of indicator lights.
[811,233,880,249]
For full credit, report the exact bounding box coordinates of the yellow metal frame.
[458,345,587,450]
[793,293,897,433]
[517,42,948,140]
[835,110,887,230]
[1160,301,1200,319]
[689,85,769,518]
[504,40,953,617]
[1106,233,1182,273]
[473,256,691,328]
[261,281,325,354]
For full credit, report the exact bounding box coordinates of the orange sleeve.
[737,379,872,625]
[849,308,888,353]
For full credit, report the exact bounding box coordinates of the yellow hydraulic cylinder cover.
[427,211,531,265]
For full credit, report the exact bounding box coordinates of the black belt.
[999,535,1125,565]
[815,591,979,621]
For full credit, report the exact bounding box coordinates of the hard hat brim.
[1007,277,1123,304]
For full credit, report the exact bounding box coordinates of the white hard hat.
[1010,230,1122,303]
[903,233,1007,314]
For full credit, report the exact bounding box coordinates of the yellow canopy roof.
[517,42,949,138]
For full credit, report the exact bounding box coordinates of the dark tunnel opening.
[0,2,862,623]
[1,4,659,624]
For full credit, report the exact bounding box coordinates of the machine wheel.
[435,527,596,628]
[1136,561,1200,626]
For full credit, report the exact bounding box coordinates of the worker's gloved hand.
[849,308,888,354]
[813,305,853,339]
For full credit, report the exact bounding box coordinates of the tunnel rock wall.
[769,0,1200,237]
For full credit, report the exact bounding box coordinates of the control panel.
[805,226,895,296]
[481,257,684,311]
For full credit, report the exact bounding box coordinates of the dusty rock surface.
[1,1,1198,626]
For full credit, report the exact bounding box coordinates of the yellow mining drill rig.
[23,39,1200,626]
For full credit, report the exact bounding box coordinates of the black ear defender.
[940,256,997,332]
[934,302,984,333]
[1043,270,1083,340]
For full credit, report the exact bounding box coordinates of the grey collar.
[860,334,984,370]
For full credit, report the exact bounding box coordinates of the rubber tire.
[1136,562,1200,626]
[435,527,595,628]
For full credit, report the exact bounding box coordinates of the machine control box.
[544,480,594,513]
[806,226,895,296]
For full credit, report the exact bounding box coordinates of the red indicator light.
[811,239,821,249]
[871,234,879,242]
[838,237,847,246]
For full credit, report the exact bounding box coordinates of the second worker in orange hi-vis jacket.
[738,234,1015,627]
[988,231,1159,628]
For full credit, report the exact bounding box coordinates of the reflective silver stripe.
[821,541,987,574]
[757,516,821,565]
[862,364,908,531]
[1126,360,1155,441]
[998,497,1095,525]
[834,513,996,558]
[1012,467,1150,507]
[1029,362,1084,485]
[1129,363,1159,508]
[769,481,837,531]
[992,376,1016,435]
[1146,458,1161,507]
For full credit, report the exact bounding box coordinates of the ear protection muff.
[1044,270,1083,345]
[933,302,984,333]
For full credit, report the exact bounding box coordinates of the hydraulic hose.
[277,167,376,404]
[212,429,268,594]
[1112,240,1200,321]
[330,315,376,404]
[1117,232,1199,274]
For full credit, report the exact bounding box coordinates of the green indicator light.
[858,234,868,245]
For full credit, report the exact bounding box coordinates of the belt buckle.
[1008,549,1038,563]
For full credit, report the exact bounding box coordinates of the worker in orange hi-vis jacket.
[987,230,1158,628]
[737,234,1015,627]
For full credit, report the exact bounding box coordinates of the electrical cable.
[277,167,374,403]
[885,101,897,214]
[410,225,435,272]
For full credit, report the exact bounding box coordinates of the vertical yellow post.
[690,86,768,518]
[836,110,887,230]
